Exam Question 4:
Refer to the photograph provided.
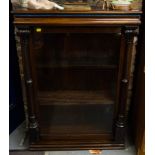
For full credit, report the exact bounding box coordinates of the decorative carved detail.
[18,27,40,142]
[29,116,39,129]
[115,26,138,142]
[15,29,29,129]
[26,79,33,84]
[29,116,40,142]
[116,115,125,128]
[18,29,31,34]
[16,26,31,35]
[115,114,126,142]
[121,79,128,83]
[124,26,138,43]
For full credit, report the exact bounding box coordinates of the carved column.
[17,26,39,143]
[115,26,138,142]
[15,28,29,130]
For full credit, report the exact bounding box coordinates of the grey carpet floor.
[10,152,44,155]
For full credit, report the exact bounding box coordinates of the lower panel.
[39,104,114,136]
[29,103,125,150]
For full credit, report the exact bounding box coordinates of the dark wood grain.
[37,90,114,105]
[14,17,141,26]
[19,27,40,143]
[13,9,141,150]
[114,26,138,143]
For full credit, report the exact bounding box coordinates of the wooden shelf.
[40,125,113,136]
[37,63,117,69]
[37,90,115,105]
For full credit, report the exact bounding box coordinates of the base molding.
[30,140,125,151]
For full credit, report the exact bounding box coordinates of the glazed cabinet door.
[17,25,137,149]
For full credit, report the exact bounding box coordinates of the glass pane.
[33,33,119,69]
[31,31,120,136]
[32,32,120,92]
[39,104,114,135]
